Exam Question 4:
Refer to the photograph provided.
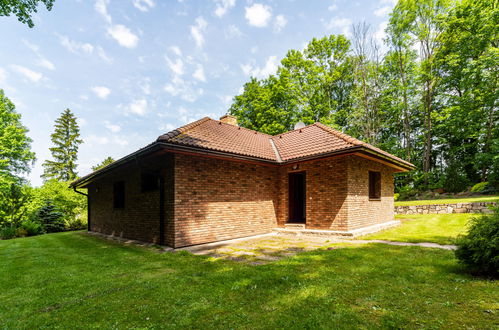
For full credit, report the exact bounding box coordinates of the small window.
[113,181,125,209]
[369,171,381,200]
[141,173,159,192]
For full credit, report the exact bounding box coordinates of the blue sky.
[0,0,396,186]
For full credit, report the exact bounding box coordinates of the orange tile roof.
[157,117,414,168]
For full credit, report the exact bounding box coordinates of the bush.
[471,182,489,193]
[20,220,44,236]
[397,185,418,201]
[394,193,400,201]
[35,200,65,233]
[455,208,499,277]
[0,225,17,239]
[443,162,470,193]
[66,216,87,231]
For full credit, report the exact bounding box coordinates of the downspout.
[73,187,90,232]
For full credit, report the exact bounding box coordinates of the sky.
[0,0,396,186]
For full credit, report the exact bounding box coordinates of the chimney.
[220,114,238,126]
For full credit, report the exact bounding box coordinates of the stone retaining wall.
[395,202,496,215]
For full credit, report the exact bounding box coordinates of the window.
[369,171,381,200]
[113,181,125,208]
[141,173,159,192]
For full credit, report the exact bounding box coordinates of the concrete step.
[284,223,306,230]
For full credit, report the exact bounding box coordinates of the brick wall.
[346,155,395,230]
[276,156,349,230]
[173,153,279,247]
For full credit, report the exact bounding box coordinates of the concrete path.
[345,239,457,250]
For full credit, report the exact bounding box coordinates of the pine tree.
[36,200,65,233]
[42,109,83,182]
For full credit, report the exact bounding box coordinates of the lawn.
[1,232,497,328]
[395,195,499,206]
[361,213,475,245]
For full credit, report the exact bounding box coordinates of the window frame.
[368,171,381,200]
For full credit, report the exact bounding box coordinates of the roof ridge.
[157,117,211,141]
[213,119,273,137]
[313,122,362,146]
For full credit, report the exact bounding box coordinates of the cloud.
[374,6,392,17]
[165,56,184,75]
[274,14,287,32]
[159,122,176,132]
[169,45,182,56]
[214,0,235,18]
[190,16,207,47]
[133,0,155,12]
[126,99,148,116]
[35,58,55,70]
[10,65,43,82]
[240,56,278,78]
[97,46,114,63]
[164,76,204,102]
[104,121,121,133]
[107,24,139,48]
[59,35,94,54]
[139,77,151,95]
[95,0,112,23]
[225,24,243,38]
[91,86,111,99]
[193,63,206,82]
[23,39,56,70]
[245,3,272,27]
[328,4,338,11]
[323,17,352,36]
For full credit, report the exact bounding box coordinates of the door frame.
[287,171,306,224]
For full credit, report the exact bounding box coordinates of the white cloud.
[86,134,110,146]
[10,65,43,82]
[95,0,112,23]
[59,35,94,54]
[139,78,151,95]
[104,121,121,133]
[274,14,287,32]
[323,17,352,36]
[169,45,182,56]
[133,0,155,12]
[225,24,243,38]
[97,46,114,63]
[374,21,389,54]
[165,56,184,75]
[35,58,55,70]
[127,99,148,116]
[190,16,207,47]
[214,0,235,18]
[159,122,176,131]
[91,86,111,99]
[240,56,278,78]
[374,6,392,17]
[380,0,397,4]
[164,76,204,102]
[245,3,272,27]
[107,24,139,48]
[328,4,338,11]
[77,118,87,127]
[193,64,206,82]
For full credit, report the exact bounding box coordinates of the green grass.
[1,232,497,328]
[395,195,499,206]
[361,213,475,245]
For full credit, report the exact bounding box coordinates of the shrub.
[20,220,44,236]
[394,193,400,201]
[455,208,499,277]
[443,162,470,193]
[397,185,417,201]
[35,200,65,233]
[0,226,17,239]
[471,182,489,193]
[66,216,87,231]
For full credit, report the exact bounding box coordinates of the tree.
[0,89,35,190]
[0,0,55,28]
[92,156,115,171]
[35,199,65,233]
[42,108,83,182]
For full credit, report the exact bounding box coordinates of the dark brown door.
[288,172,306,223]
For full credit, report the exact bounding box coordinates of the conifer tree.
[42,109,83,181]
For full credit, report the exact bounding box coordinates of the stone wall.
[395,202,496,215]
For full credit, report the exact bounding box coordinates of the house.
[71,115,414,248]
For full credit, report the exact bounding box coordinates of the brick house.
[71,115,414,248]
